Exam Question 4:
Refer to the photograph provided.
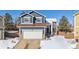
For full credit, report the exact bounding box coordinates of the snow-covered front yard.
[40,36,77,49]
[0,35,77,49]
[0,37,19,49]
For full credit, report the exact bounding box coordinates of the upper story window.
[22,17,32,24]
[35,17,42,23]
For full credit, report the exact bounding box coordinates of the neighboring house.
[46,18,57,36]
[0,16,5,39]
[74,12,79,39]
[16,11,48,40]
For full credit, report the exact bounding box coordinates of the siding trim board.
[21,27,45,29]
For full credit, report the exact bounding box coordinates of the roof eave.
[29,10,46,17]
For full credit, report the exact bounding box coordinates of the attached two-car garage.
[22,29,44,39]
[17,24,48,40]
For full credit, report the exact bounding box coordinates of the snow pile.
[40,36,77,49]
[66,39,77,48]
[0,37,19,49]
[46,18,57,24]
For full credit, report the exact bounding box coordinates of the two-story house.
[16,11,48,40]
[0,16,5,39]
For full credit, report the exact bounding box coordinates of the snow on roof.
[46,18,57,24]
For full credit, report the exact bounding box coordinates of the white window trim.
[35,17,42,23]
[21,17,33,24]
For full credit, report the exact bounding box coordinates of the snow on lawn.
[40,36,77,49]
[0,37,19,49]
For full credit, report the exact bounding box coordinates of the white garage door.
[22,29,43,39]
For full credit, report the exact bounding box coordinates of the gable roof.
[74,12,79,16]
[19,11,46,18]
[20,13,34,17]
[29,11,46,17]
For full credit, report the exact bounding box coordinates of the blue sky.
[0,10,79,25]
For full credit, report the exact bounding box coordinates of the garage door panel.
[22,29,43,39]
